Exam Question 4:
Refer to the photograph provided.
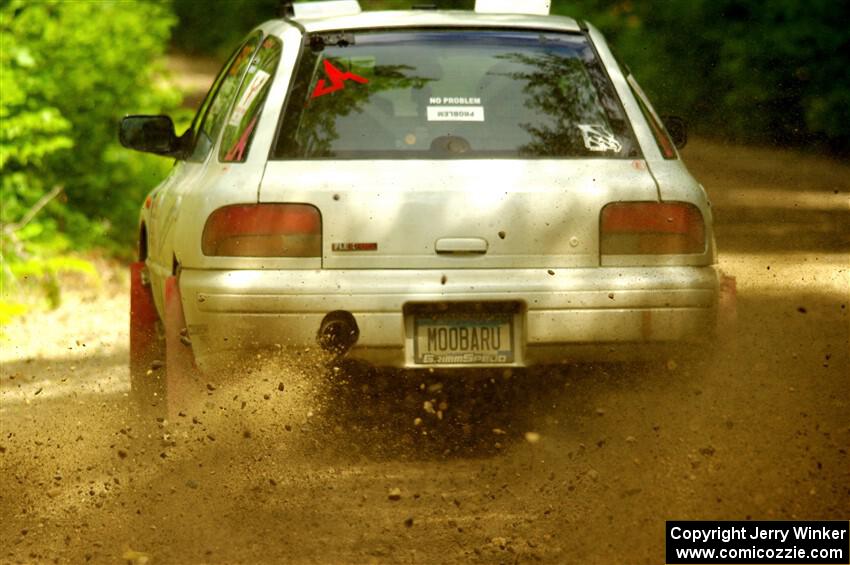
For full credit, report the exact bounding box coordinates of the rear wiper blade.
[309,32,356,52]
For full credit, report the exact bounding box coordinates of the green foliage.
[172,0,280,57]
[554,0,850,151]
[1,0,180,320]
[3,255,98,309]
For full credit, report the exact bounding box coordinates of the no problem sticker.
[427,106,485,122]
[429,96,481,105]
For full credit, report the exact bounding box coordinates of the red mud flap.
[129,262,158,377]
[717,273,738,334]
[164,275,200,418]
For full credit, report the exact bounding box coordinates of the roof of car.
[284,9,582,34]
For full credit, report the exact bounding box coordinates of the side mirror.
[661,115,688,149]
[119,115,185,158]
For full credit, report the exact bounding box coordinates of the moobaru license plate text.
[415,317,513,364]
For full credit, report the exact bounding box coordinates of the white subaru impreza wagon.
[121,0,731,414]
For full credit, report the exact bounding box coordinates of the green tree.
[1,0,180,317]
[555,0,850,152]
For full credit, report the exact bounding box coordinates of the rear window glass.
[273,30,639,159]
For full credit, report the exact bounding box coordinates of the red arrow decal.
[311,59,368,99]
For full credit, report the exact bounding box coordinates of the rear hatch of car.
[259,159,658,269]
[260,27,654,269]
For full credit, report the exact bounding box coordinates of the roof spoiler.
[281,0,362,19]
[474,0,550,15]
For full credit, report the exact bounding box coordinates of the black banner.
[666,521,849,564]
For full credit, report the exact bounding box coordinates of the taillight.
[202,204,321,257]
[600,202,705,255]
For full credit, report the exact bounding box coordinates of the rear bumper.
[179,266,719,370]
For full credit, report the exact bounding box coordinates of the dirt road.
[1,140,848,564]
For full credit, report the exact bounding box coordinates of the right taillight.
[600,201,705,255]
[202,203,321,257]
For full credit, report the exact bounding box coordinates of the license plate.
[414,314,514,365]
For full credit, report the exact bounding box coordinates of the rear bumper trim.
[179,266,718,369]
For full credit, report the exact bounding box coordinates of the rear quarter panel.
[171,24,305,272]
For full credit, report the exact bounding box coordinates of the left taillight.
[600,201,705,255]
[202,204,321,257]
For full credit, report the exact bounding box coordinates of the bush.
[1,0,181,318]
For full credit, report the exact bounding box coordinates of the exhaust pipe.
[317,311,359,355]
